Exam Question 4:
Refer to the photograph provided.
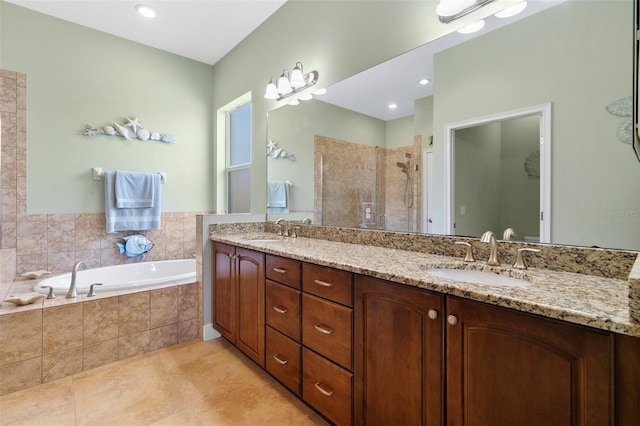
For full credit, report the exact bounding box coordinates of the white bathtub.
[34,259,196,295]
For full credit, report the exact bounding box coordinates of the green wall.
[1,2,214,213]
[433,0,640,249]
[385,115,415,148]
[267,99,385,212]
[211,0,506,214]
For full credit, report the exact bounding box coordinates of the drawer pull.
[273,267,288,274]
[314,324,334,335]
[314,279,334,287]
[314,382,334,397]
[272,305,288,314]
[273,354,288,365]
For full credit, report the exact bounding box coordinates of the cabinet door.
[446,297,614,426]
[212,242,236,343]
[354,275,444,426]
[236,247,266,367]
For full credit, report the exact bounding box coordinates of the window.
[226,102,251,213]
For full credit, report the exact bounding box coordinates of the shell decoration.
[266,139,295,161]
[84,116,176,144]
[605,97,632,145]
[117,234,153,258]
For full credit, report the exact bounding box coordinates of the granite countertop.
[210,232,640,338]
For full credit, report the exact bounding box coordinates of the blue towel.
[105,171,161,233]
[267,181,289,214]
[115,170,155,208]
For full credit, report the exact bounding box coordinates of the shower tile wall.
[0,69,208,275]
[383,137,422,232]
[313,135,422,232]
[314,136,377,228]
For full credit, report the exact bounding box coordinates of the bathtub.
[34,259,196,295]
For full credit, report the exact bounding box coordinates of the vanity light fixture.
[135,4,156,18]
[436,0,495,23]
[264,62,319,101]
[418,78,431,85]
[457,19,486,34]
[495,1,527,18]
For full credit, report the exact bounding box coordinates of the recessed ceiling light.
[495,1,527,18]
[388,103,398,109]
[418,78,430,86]
[135,4,157,18]
[312,88,327,95]
[457,19,485,34]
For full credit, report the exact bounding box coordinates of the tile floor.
[0,338,329,426]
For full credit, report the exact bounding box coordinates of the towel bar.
[92,167,167,183]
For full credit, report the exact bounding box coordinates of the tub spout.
[67,261,87,299]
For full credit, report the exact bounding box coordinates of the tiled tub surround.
[209,224,640,337]
[0,281,199,396]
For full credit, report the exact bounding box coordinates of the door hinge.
[540,211,544,221]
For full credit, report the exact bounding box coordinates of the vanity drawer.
[303,263,353,307]
[302,293,353,370]
[266,255,301,289]
[266,280,301,341]
[266,326,301,397]
[303,347,353,426]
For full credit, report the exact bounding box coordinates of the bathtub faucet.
[67,261,87,299]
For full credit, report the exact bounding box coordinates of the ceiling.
[5,0,288,65]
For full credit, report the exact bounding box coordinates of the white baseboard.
[203,323,221,341]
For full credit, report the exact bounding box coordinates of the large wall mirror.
[267,0,640,251]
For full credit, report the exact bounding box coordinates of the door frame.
[443,103,551,243]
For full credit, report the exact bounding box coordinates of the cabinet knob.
[447,315,458,326]
[428,309,438,320]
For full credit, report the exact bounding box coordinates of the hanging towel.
[115,170,155,208]
[105,171,161,233]
[267,181,289,214]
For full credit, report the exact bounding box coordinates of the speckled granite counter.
[210,230,640,338]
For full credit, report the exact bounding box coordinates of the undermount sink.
[425,268,531,288]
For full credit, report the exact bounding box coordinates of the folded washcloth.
[105,171,161,233]
[115,170,155,208]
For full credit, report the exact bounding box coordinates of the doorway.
[443,104,551,243]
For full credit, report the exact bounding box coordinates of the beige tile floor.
[0,339,329,426]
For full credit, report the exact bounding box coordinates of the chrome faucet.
[67,261,87,299]
[480,231,500,266]
[275,218,290,237]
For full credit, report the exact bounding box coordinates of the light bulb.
[264,78,279,100]
[277,71,292,95]
[290,62,305,89]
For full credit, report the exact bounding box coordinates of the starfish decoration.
[267,139,276,153]
[124,116,143,133]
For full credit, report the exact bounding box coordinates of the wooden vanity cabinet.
[212,242,265,367]
[301,262,354,426]
[446,297,614,426]
[354,275,444,426]
[265,255,303,396]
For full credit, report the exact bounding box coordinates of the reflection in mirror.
[267,0,640,250]
[451,113,544,243]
